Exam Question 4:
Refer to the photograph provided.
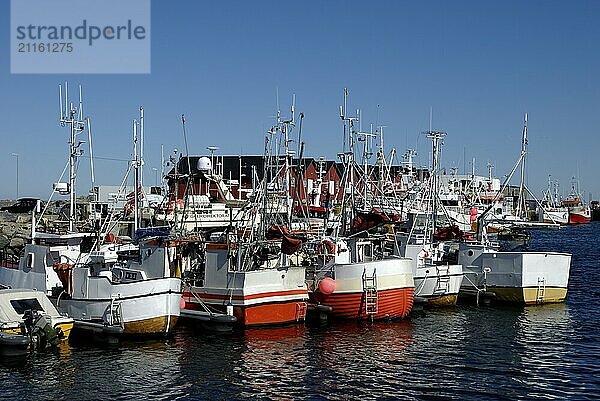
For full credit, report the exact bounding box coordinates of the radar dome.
[197,156,212,172]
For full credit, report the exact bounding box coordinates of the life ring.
[317,239,335,262]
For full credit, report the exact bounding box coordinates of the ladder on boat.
[108,298,123,328]
[296,302,307,322]
[537,277,546,303]
[434,265,450,294]
[363,269,378,315]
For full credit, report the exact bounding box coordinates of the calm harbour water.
[1,223,599,400]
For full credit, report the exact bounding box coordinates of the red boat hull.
[310,287,414,320]
[182,289,308,326]
[568,211,590,224]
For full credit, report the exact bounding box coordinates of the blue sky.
[1,0,599,200]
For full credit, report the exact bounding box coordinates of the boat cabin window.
[10,298,43,315]
[357,242,373,262]
[26,253,35,268]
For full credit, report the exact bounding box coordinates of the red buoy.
[318,277,336,295]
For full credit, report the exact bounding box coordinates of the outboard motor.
[22,310,61,350]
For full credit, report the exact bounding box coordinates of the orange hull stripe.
[311,287,414,319]
[185,300,306,326]
[237,302,305,326]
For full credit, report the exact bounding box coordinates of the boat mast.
[356,124,376,212]
[133,119,140,234]
[340,88,359,228]
[516,113,528,218]
[426,130,446,242]
[476,115,530,241]
[283,95,295,223]
[140,107,144,196]
[160,144,165,192]
[59,83,86,233]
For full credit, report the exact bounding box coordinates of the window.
[26,253,35,268]
[10,298,43,315]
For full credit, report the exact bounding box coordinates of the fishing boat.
[0,288,74,356]
[306,89,414,320]
[181,99,309,327]
[397,220,464,306]
[0,86,180,336]
[457,243,570,304]
[539,207,569,225]
[538,176,569,225]
[309,236,414,319]
[395,131,463,305]
[182,238,309,327]
[562,179,590,224]
[458,115,572,305]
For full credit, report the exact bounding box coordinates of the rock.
[0,234,9,249]
[0,213,17,223]
[9,237,25,248]
[16,215,31,224]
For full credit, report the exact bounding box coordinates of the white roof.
[0,289,61,323]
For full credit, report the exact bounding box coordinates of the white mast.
[59,82,86,233]
[487,162,494,181]
[87,118,96,197]
[160,144,165,191]
[133,119,140,234]
[426,130,447,241]
[139,107,145,201]
[340,89,359,232]
[516,113,528,218]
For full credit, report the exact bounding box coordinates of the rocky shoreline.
[0,199,65,259]
[0,212,30,259]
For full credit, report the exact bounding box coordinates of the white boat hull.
[458,243,570,304]
[183,248,308,326]
[0,245,181,335]
[59,275,181,335]
[402,244,463,305]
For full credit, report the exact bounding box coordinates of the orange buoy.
[318,277,336,295]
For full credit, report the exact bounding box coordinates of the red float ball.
[318,277,336,295]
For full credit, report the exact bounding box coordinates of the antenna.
[140,106,145,192]
[59,84,64,121]
[345,88,349,116]
[207,146,219,171]
[276,88,281,124]
[181,114,192,177]
[87,118,95,193]
[429,107,433,132]
[291,94,295,125]
[78,85,83,121]
[64,82,68,120]
[486,162,494,181]
[359,109,362,131]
